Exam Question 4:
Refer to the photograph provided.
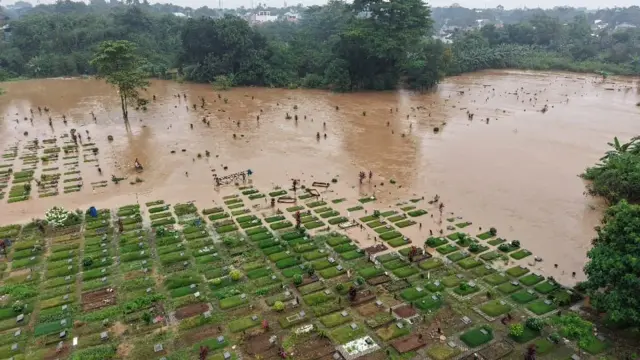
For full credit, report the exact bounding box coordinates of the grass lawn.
[376,322,411,341]
[219,295,248,309]
[533,338,555,354]
[380,231,403,241]
[320,311,352,328]
[442,275,463,288]
[387,237,409,247]
[453,284,480,296]
[580,338,608,355]
[228,315,261,333]
[457,257,483,270]
[476,231,494,240]
[312,259,333,270]
[436,244,458,255]
[401,287,429,301]
[415,295,443,311]
[426,344,461,360]
[460,326,493,347]
[425,237,448,248]
[407,209,427,217]
[487,238,505,246]
[392,266,418,278]
[319,266,345,279]
[519,273,544,286]
[276,257,300,269]
[271,221,293,230]
[479,300,511,317]
[534,281,559,294]
[484,273,509,285]
[396,220,416,228]
[510,249,532,260]
[419,258,443,271]
[446,251,469,262]
[527,300,557,315]
[326,236,350,247]
[341,250,364,260]
[511,290,538,304]
[330,323,366,344]
[358,266,384,279]
[304,221,325,230]
[497,281,522,294]
[506,265,530,278]
[510,326,540,344]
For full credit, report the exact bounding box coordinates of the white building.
[284,11,300,22]
[249,11,278,24]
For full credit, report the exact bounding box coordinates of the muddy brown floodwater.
[1,70,639,285]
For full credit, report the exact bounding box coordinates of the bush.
[12,300,25,313]
[273,301,285,312]
[489,227,497,236]
[509,323,524,337]
[335,283,345,292]
[229,270,242,281]
[83,257,93,267]
[549,332,561,343]
[307,268,315,277]
[511,240,520,248]
[293,274,303,285]
[526,317,545,331]
[212,278,222,285]
[469,243,480,252]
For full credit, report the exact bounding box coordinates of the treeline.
[579,137,640,327]
[0,0,450,91]
[1,1,640,89]
[449,14,640,76]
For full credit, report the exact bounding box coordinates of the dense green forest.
[0,1,639,90]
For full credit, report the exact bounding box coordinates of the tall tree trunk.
[120,92,129,123]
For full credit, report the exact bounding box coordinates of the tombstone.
[432,295,439,301]
[102,249,107,254]
[143,268,149,273]
[100,332,108,341]
[102,258,107,263]
[396,322,404,329]
[499,300,506,305]
[461,316,472,325]
[63,294,69,300]
[101,277,107,283]
[140,250,145,255]
[240,293,247,300]
[142,260,147,265]
[350,323,358,330]
[324,289,331,295]
[299,311,306,318]
[146,288,152,294]
[59,330,67,338]
[101,268,107,274]
[223,352,231,360]
[30,256,35,261]
[479,329,488,335]
[65,276,71,281]
[194,292,201,298]
[448,341,457,348]
[183,261,189,267]
[14,330,20,337]
[67,265,73,270]
[67,259,73,264]
[468,281,476,287]
[203,311,211,318]
[60,319,67,326]
[26,275,32,281]
[544,299,552,305]
[375,300,383,307]
[189,284,196,289]
[336,265,343,271]
[527,289,535,295]
[284,291,291,297]
[484,265,492,270]
[511,281,519,286]
[571,355,581,360]
[62,305,68,311]
[434,280,441,287]
[180,252,184,256]
[154,344,163,353]
[11,343,17,351]
[328,257,335,263]
[333,353,341,360]
[271,275,277,280]
[456,274,464,279]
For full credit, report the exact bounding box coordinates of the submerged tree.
[91,40,149,124]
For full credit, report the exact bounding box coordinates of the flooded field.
[1,70,638,284]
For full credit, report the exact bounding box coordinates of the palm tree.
[600,136,639,161]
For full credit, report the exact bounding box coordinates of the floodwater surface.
[1,70,639,284]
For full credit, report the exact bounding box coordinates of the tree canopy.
[583,200,640,326]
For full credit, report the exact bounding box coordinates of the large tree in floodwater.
[91,40,148,124]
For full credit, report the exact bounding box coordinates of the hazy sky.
[2,0,638,10]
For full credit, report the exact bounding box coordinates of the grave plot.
[147,201,176,227]
[81,287,117,312]
[60,140,83,194]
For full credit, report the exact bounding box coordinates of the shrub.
[83,257,93,267]
[509,323,524,337]
[12,300,25,313]
[469,243,480,252]
[489,227,497,236]
[230,270,242,281]
[526,317,545,331]
[511,240,520,248]
[549,332,561,343]
[498,244,510,251]
[293,274,303,285]
[336,283,345,292]
[142,311,152,325]
[307,268,315,277]
[212,278,222,285]
[273,301,285,312]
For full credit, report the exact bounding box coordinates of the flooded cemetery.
[0,70,639,359]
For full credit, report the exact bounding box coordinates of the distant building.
[172,12,188,18]
[614,22,637,32]
[283,11,299,22]
[1,24,11,42]
[249,11,278,24]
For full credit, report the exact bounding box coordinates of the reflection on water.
[0,70,638,282]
